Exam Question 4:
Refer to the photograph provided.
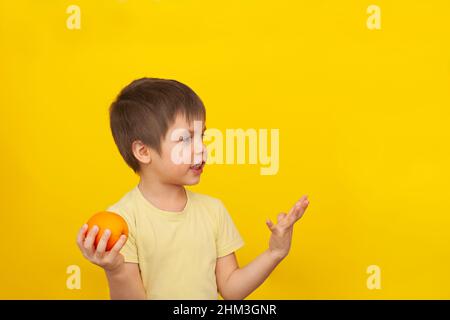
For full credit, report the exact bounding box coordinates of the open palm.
[266,195,310,259]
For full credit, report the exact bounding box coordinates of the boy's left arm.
[216,195,309,300]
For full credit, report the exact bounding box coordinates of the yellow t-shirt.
[106,186,245,300]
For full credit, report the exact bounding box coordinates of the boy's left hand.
[266,195,310,260]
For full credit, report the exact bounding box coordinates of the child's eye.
[178,133,206,143]
[179,136,192,143]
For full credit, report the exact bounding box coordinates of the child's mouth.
[190,161,205,173]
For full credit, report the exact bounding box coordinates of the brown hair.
[109,77,206,173]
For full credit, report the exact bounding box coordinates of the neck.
[138,172,187,212]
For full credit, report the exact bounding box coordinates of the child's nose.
[192,139,206,161]
[194,143,206,155]
[202,144,207,163]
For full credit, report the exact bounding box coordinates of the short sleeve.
[106,205,139,263]
[216,200,245,258]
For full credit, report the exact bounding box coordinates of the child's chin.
[183,176,201,186]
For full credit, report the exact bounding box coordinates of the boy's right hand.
[76,224,128,273]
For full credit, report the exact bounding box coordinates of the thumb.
[266,219,275,231]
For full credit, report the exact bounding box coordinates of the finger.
[289,196,310,224]
[295,196,309,218]
[266,219,275,232]
[95,229,111,254]
[110,234,127,254]
[84,225,99,252]
[76,224,89,248]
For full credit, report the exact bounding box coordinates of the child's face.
[148,113,207,186]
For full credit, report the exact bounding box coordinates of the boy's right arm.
[76,224,147,300]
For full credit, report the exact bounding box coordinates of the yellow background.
[1,0,449,299]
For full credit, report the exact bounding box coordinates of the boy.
[76,78,310,299]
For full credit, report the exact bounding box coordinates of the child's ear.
[132,140,152,165]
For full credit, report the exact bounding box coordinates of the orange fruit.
[86,211,129,251]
